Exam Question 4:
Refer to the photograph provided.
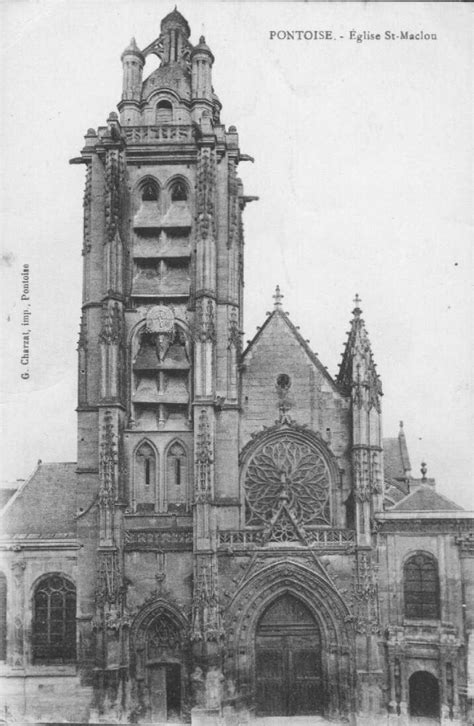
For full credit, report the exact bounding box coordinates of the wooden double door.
[255,594,325,716]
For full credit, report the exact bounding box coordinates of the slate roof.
[384,419,411,474]
[0,462,77,537]
[384,438,409,482]
[390,484,464,513]
[0,490,16,509]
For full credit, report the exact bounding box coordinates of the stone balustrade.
[123,125,195,144]
[217,528,355,549]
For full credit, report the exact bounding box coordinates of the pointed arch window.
[135,442,157,510]
[156,100,173,124]
[167,442,186,487]
[170,181,188,202]
[0,572,6,661]
[404,553,440,620]
[142,181,159,202]
[166,442,188,509]
[32,575,76,663]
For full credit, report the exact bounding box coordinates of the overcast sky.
[1,1,472,508]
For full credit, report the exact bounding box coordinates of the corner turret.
[191,35,215,110]
[338,296,384,544]
[119,38,144,124]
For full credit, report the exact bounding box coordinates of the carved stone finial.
[421,461,427,481]
[273,285,284,308]
[352,293,362,317]
[399,420,404,430]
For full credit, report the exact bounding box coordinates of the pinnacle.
[352,292,362,318]
[273,285,284,308]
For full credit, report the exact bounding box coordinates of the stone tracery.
[244,431,332,527]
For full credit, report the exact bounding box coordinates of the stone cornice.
[0,536,80,552]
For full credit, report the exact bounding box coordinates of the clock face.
[146,305,175,334]
[244,433,331,527]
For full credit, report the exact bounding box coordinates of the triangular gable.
[242,308,339,393]
[263,501,307,545]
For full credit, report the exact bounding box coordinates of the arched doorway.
[132,605,187,722]
[409,671,440,718]
[146,613,182,721]
[255,593,324,716]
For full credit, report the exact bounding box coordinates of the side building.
[1,9,473,725]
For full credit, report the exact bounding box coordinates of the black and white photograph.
[0,1,472,724]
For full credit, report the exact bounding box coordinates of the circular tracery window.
[244,434,331,527]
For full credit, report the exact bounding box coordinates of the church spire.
[338,296,384,546]
[337,294,382,407]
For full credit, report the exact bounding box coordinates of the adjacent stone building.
[1,9,473,725]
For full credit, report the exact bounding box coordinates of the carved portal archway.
[130,600,189,721]
[224,559,355,719]
[255,593,324,716]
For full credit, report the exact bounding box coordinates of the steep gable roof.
[242,287,340,393]
[390,485,464,513]
[0,462,77,537]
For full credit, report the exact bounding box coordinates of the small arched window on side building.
[156,100,173,124]
[404,553,440,620]
[32,575,76,664]
[135,441,157,511]
[0,572,6,661]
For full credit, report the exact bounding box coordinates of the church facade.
[1,10,473,725]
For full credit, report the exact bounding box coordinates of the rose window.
[244,434,331,527]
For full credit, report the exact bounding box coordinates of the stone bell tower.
[72,8,255,716]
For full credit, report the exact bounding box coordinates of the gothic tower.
[72,8,255,717]
[57,8,472,724]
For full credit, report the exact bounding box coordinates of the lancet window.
[168,442,186,486]
[141,181,159,202]
[166,441,188,510]
[135,441,157,510]
[170,180,188,202]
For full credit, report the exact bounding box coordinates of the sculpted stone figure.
[191,666,205,707]
[205,666,224,709]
